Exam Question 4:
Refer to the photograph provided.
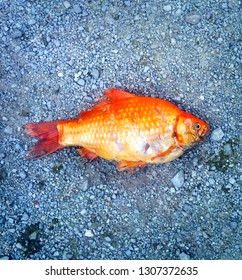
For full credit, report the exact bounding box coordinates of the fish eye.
[193,123,201,130]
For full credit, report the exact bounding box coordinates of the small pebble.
[171,170,185,188]
[91,68,100,80]
[125,249,131,257]
[223,143,232,155]
[185,12,201,25]
[179,252,190,260]
[73,4,82,14]
[16,243,24,250]
[53,251,60,257]
[104,236,111,242]
[28,19,36,25]
[29,231,37,240]
[211,128,224,141]
[84,229,94,237]
[11,30,23,39]
[4,126,13,134]
[63,1,71,9]
[21,212,29,221]
[0,153,5,159]
[77,78,85,86]
[0,256,9,260]
[19,171,27,179]
[209,178,215,185]
[229,178,236,185]
[80,179,89,191]
[163,5,172,12]
[218,37,223,43]
[171,38,176,45]
[239,175,242,182]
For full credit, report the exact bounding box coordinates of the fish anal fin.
[117,160,146,171]
[104,88,136,101]
[77,148,99,161]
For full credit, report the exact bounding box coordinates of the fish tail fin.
[23,121,65,159]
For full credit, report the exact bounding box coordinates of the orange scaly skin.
[24,88,210,170]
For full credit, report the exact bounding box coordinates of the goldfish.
[24,88,209,171]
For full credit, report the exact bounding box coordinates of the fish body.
[24,88,209,170]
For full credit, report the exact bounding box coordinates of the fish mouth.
[199,126,210,139]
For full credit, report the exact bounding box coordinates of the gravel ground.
[0,0,241,260]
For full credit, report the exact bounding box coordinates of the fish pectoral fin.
[117,160,146,171]
[151,145,177,161]
[77,148,99,161]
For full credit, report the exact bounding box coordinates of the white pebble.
[171,38,176,45]
[163,5,172,12]
[211,128,224,141]
[63,1,71,9]
[19,171,27,179]
[77,78,85,86]
[218,37,223,43]
[229,178,236,185]
[84,229,94,237]
[171,170,185,188]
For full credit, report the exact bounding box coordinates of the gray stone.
[29,231,37,240]
[91,68,100,80]
[163,5,172,12]
[211,128,224,141]
[73,4,82,14]
[229,177,236,185]
[171,38,176,45]
[4,126,13,134]
[11,30,23,39]
[185,12,201,25]
[28,19,36,25]
[16,243,24,250]
[104,236,111,242]
[223,143,232,155]
[0,256,9,260]
[53,251,60,257]
[171,170,185,188]
[21,212,29,221]
[54,40,60,47]
[179,252,190,260]
[77,78,85,86]
[125,249,132,257]
[0,153,5,159]
[80,179,89,191]
[19,171,27,179]
[63,1,71,9]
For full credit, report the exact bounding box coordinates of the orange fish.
[24,88,209,170]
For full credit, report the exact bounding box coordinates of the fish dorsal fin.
[104,88,136,100]
[78,88,136,118]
